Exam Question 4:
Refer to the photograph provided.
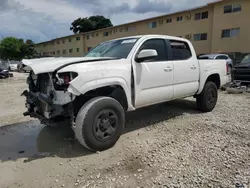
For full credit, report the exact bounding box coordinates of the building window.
[76,48,80,52]
[87,47,92,51]
[193,33,208,41]
[63,49,66,54]
[53,51,55,55]
[76,37,81,41]
[96,33,99,37]
[103,32,109,37]
[222,28,240,38]
[177,16,183,22]
[224,4,241,14]
[166,18,172,23]
[57,41,60,44]
[158,20,164,24]
[87,35,90,40]
[148,21,157,28]
[69,49,73,53]
[62,39,65,44]
[195,11,209,20]
[69,38,71,42]
[57,50,60,54]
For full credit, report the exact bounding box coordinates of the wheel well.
[73,85,128,115]
[206,74,220,89]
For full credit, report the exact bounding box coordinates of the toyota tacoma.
[22,35,230,151]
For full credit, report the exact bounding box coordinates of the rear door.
[167,39,200,98]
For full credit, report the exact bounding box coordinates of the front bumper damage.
[21,90,66,124]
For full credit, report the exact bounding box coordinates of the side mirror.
[135,49,158,63]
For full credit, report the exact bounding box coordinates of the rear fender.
[197,70,221,94]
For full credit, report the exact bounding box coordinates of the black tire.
[75,97,125,151]
[196,81,218,112]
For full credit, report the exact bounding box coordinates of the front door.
[133,38,174,108]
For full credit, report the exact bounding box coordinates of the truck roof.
[108,34,189,43]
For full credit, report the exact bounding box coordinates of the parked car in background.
[9,61,20,71]
[198,54,233,73]
[0,68,11,79]
[232,54,250,83]
[18,63,31,73]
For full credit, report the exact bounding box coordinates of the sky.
[0,0,218,43]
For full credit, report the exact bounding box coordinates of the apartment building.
[35,0,250,57]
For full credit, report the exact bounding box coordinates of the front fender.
[68,77,134,111]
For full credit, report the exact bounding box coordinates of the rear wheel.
[75,97,125,151]
[196,81,218,112]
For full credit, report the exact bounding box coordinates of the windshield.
[84,38,139,58]
[240,54,250,64]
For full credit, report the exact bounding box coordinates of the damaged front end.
[22,71,78,126]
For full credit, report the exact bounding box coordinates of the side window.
[216,55,228,60]
[169,40,192,60]
[139,39,167,61]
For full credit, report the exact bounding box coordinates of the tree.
[89,15,113,30]
[70,15,113,34]
[0,37,36,60]
[22,39,36,59]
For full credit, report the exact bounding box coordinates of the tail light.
[226,64,229,75]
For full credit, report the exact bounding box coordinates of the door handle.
[191,65,197,70]
[164,67,172,72]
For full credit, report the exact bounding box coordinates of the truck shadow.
[124,98,199,133]
[0,99,198,162]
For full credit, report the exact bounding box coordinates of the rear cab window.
[167,40,192,60]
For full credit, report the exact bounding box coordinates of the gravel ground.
[0,73,249,188]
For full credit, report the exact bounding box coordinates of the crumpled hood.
[22,57,115,74]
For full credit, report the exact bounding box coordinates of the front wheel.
[75,97,125,151]
[196,81,218,112]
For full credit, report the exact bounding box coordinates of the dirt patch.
[0,73,249,188]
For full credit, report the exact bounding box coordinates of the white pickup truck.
[22,35,229,151]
